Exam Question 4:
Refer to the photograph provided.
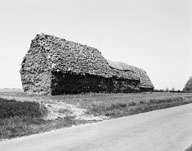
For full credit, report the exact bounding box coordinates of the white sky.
[0,0,192,90]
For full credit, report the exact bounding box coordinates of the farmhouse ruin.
[20,33,154,95]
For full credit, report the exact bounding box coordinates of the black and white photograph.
[0,0,192,150]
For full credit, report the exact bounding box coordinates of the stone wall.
[20,33,154,95]
[20,44,52,94]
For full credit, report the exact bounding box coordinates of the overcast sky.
[0,0,192,90]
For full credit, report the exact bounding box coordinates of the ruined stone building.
[20,34,154,95]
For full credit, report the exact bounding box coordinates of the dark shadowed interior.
[51,71,140,95]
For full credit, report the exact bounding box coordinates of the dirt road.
[1,104,192,151]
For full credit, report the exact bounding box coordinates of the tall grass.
[0,98,48,139]
[0,98,45,119]
[0,98,84,140]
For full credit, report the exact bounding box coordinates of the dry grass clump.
[0,98,45,119]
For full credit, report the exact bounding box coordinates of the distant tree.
[153,89,159,92]
[165,87,169,92]
[159,89,164,92]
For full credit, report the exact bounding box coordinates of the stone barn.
[20,33,154,95]
[183,77,192,92]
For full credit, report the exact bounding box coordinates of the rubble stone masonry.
[20,34,154,95]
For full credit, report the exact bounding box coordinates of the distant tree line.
[153,88,184,93]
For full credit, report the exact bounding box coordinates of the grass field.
[1,91,192,140]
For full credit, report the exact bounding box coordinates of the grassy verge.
[0,98,48,139]
[0,98,86,140]
[0,115,84,140]
[85,96,192,118]
[46,92,192,118]
[1,92,192,140]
